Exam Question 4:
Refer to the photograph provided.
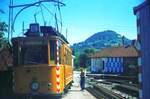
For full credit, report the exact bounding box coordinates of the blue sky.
[0,0,144,45]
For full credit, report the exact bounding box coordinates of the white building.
[90,46,138,74]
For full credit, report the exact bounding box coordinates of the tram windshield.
[12,38,58,66]
[20,41,48,65]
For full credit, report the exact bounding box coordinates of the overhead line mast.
[8,0,13,40]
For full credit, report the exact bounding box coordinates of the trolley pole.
[8,0,65,40]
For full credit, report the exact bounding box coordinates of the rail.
[87,82,125,99]
[86,74,139,98]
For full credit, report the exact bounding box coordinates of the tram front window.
[21,42,48,65]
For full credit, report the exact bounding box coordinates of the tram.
[11,23,73,97]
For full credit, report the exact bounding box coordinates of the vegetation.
[0,10,8,48]
[75,48,95,70]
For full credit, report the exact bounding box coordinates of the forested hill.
[72,30,131,53]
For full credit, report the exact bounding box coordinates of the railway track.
[86,73,138,83]
[86,83,125,99]
[95,79,139,97]
[86,74,139,99]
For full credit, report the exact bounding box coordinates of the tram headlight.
[30,81,39,91]
[48,83,52,90]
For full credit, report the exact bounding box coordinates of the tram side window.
[68,51,72,66]
[65,49,68,65]
[65,48,72,66]
[50,40,56,64]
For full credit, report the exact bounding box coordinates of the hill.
[72,30,131,53]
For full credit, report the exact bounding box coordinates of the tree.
[74,54,79,69]
[0,21,8,48]
[84,48,95,55]
[79,48,96,68]
[79,53,88,68]
[0,9,8,48]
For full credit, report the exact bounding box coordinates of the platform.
[62,86,96,99]
[62,71,96,99]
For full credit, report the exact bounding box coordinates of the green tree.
[84,48,95,55]
[0,19,8,48]
[79,53,88,68]
[74,54,79,69]
[79,48,95,69]
[0,21,8,48]
[0,8,8,48]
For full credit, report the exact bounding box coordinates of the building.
[90,46,138,75]
[134,1,150,99]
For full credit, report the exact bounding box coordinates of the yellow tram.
[11,23,73,97]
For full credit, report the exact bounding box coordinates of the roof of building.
[91,46,138,58]
[133,1,148,14]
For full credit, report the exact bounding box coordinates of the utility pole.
[8,0,13,41]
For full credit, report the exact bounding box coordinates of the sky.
[0,0,144,45]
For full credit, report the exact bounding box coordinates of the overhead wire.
[11,0,65,37]
[34,4,40,23]
[41,3,63,26]
[39,4,46,26]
